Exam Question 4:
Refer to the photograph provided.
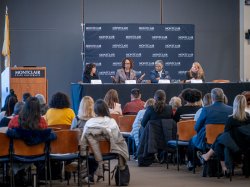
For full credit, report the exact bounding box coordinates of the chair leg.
[108,160,111,185]
[192,148,196,174]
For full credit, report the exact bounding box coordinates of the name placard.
[91,79,102,84]
[125,80,136,84]
[11,69,45,78]
[158,79,170,84]
[191,79,203,83]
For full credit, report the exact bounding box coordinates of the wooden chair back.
[50,130,80,154]
[118,115,136,132]
[212,80,230,83]
[206,124,225,144]
[0,132,10,156]
[49,124,71,131]
[89,140,111,155]
[12,139,46,156]
[110,113,122,125]
[177,120,196,141]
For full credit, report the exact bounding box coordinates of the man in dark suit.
[187,88,233,169]
[149,60,170,83]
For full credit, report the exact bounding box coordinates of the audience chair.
[49,124,71,131]
[9,138,49,187]
[118,115,136,159]
[0,132,11,186]
[87,139,119,187]
[110,114,122,125]
[211,80,230,83]
[168,120,196,171]
[49,130,81,187]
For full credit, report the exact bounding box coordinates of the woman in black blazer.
[82,63,99,83]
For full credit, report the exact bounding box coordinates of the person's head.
[13,102,24,115]
[130,88,141,100]
[232,95,247,121]
[242,91,250,107]
[49,92,71,109]
[144,98,155,109]
[122,58,134,70]
[169,96,182,110]
[35,94,46,105]
[104,89,119,109]
[190,62,203,73]
[5,95,18,116]
[22,92,32,102]
[154,60,164,72]
[18,97,41,129]
[84,63,97,75]
[2,89,18,112]
[94,99,110,117]
[153,89,166,113]
[211,88,225,103]
[181,88,202,104]
[203,93,212,107]
[78,96,95,120]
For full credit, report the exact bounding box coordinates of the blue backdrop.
[83,23,194,83]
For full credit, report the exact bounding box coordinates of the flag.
[2,6,10,68]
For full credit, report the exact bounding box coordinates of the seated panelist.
[111,57,145,83]
[82,63,99,83]
[185,62,205,83]
[150,60,171,83]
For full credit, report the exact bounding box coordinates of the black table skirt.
[71,82,250,114]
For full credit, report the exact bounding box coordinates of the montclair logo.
[126,53,142,57]
[139,44,154,48]
[112,62,122,66]
[99,53,115,58]
[112,27,128,31]
[139,27,154,31]
[165,27,181,31]
[126,35,141,40]
[165,62,181,66]
[14,70,41,77]
[86,27,102,31]
[165,44,181,49]
[178,36,194,40]
[152,36,168,40]
[139,62,155,66]
[99,71,116,76]
[85,45,102,49]
[178,53,194,57]
[112,44,128,49]
[99,35,115,40]
[152,53,168,57]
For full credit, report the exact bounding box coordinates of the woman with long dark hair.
[141,89,173,128]
[83,63,99,83]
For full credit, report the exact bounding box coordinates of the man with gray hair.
[150,60,171,83]
[187,88,233,170]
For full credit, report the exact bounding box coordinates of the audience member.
[0,102,24,128]
[111,57,144,83]
[150,60,171,83]
[45,92,75,125]
[169,96,182,115]
[141,89,173,128]
[81,99,128,183]
[197,95,250,174]
[185,62,205,82]
[130,98,155,148]
[104,89,122,115]
[8,97,48,129]
[82,63,99,83]
[35,94,48,115]
[0,89,18,120]
[187,88,233,170]
[123,88,145,115]
[22,92,32,102]
[194,93,212,121]
[242,91,250,114]
[71,96,95,130]
[173,88,202,122]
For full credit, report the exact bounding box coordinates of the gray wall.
[0,0,239,103]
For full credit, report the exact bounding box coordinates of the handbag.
[112,164,130,186]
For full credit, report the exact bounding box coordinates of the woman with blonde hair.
[104,89,122,115]
[185,62,205,82]
[71,96,95,130]
[169,96,182,115]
